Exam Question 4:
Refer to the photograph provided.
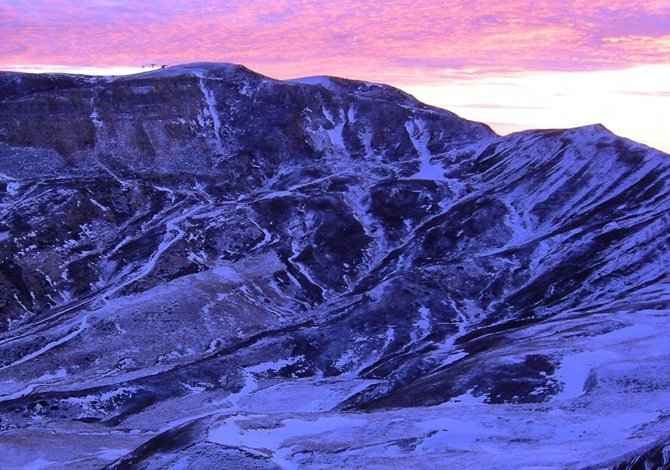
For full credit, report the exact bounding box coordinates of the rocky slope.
[0,63,669,469]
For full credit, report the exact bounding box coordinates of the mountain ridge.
[3,62,664,153]
[0,62,669,469]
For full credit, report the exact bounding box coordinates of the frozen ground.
[1,295,669,469]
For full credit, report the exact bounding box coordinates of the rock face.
[0,63,669,469]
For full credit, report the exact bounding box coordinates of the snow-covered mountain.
[0,62,669,469]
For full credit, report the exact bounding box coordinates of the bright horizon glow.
[1,64,145,76]
[403,65,670,153]
[1,1,669,153]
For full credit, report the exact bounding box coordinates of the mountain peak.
[119,61,266,81]
[569,122,613,136]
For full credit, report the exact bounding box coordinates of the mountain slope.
[0,63,669,469]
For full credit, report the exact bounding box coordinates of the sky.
[1,0,669,152]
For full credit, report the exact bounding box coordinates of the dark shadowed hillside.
[0,63,669,469]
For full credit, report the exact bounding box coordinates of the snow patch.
[212,264,240,283]
[286,76,336,90]
[405,119,448,181]
[411,306,432,342]
[6,181,20,195]
[89,197,108,211]
[198,78,223,149]
[208,415,367,469]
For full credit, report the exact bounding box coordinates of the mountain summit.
[0,63,669,469]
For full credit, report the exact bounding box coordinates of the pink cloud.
[1,1,669,84]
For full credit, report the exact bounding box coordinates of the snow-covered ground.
[1,301,668,469]
[1,62,669,469]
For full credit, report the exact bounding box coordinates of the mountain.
[0,62,669,469]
